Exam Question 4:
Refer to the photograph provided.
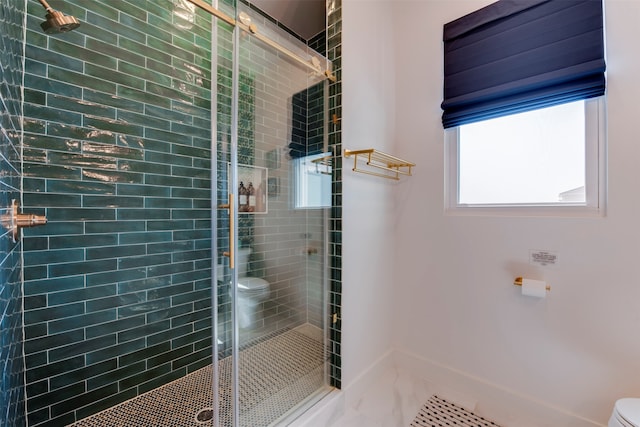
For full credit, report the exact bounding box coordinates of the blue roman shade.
[441,0,606,129]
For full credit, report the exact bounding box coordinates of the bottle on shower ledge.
[247,182,256,212]
[239,181,248,212]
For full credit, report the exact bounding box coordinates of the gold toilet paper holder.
[514,277,551,291]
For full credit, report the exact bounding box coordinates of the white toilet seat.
[238,277,269,291]
[611,399,640,427]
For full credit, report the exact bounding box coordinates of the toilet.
[610,399,640,427]
[235,247,270,329]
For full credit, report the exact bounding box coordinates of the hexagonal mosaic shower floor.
[70,326,327,427]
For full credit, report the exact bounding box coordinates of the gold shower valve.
[1,200,47,243]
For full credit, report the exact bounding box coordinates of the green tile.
[145,150,192,166]
[88,13,142,44]
[107,296,167,324]
[47,208,115,221]
[49,359,117,391]
[85,338,146,365]
[49,234,116,250]
[87,361,145,390]
[118,254,171,270]
[117,86,170,109]
[144,174,192,188]
[82,168,143,184]
[24,133,80,152]
[119,363,172,391]
[24,220,84,237]
[118,62,172,88]
[147,345,192,369]
[26,356,84,391]
[25,103,82,126]
[83,89,144,113]
[49,259,117,277]
[119,37,170,65]
[84,115,144,137]
[118,231,172,245]
[82,195,144,208]
[117,320,171,344]
[25,45,84,73]
[85,38,145,67]
[144,197,191,209]
[171,187,210,199]
[24,329,85,355]
[23,192,81,208]
[147,261,193,278]
[118,110,170,131]
[49,335,117,362]
[85,292,145,312]
[86,316,145,340]
[49,310,117,336]
[24,249,85,266]
[48,66,117,95]
[112,1,147,21]
[146,81,194,104]
[46,122,114,145]
[24,275,85,296]
[85,221,145,234]
[24,295,47,310]
[147,240,193,254]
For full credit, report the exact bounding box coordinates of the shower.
[4,1,341,426]
[38,0,80,34]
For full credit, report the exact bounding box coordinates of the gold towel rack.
[343,149,415,180]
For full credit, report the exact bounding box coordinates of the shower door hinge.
[1,199,48,242]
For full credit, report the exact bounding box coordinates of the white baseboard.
[290,348,607,427]
[394,349,606,427]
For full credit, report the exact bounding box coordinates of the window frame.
[445,97,607,217]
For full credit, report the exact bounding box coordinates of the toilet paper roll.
[521,279,547,298]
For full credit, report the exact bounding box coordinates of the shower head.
[38,0,80,34]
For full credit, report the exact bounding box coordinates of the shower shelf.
[343,149,415,180]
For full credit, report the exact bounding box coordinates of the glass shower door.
[214,5,332,426]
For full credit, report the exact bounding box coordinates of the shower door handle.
[221,194,234,269]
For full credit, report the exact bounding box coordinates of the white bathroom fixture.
[610,398,640,427]
[235,248,270,329]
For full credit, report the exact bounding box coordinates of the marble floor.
[291,364,494,427]
[291,366,433,427]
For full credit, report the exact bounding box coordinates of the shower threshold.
[69,325,329,427]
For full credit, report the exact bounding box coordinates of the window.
[293,152,332,209]
[446,97,606,214]
[441,0,606,215]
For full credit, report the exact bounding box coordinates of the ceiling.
[250,0,326,40]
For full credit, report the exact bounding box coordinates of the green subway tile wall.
[1,2,27,427]
[22,1,216,425]
[327,0,343,389]
[18,0,343,424]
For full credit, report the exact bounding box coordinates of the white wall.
[388,0,640,425]
[341,0,640,425]
[341,0,398,391]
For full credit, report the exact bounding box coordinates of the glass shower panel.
[214,5,332,425]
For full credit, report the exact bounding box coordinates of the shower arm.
[38,0,54,13]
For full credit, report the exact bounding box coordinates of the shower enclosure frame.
[205,1,337,425]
